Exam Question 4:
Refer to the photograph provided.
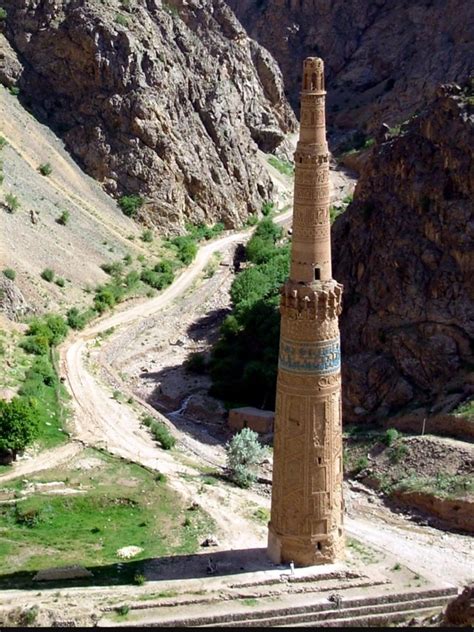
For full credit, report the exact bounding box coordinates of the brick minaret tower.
[267,58,344,566]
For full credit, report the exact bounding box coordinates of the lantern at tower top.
[302,57,325,94]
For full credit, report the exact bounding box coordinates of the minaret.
[267,58,344,566]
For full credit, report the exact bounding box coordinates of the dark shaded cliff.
[333,81,474,422]
[0,0,296,231]
[228,0,473,135]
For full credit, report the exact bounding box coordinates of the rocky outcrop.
[228,0,474,135]
[332,82,474,422]
[391,490,474,534]
[0,277,29,321]
[0,34,21,88]
[1,0,296,231]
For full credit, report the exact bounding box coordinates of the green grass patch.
[453,397,473,419]
[394,473,474,499]
[0,450,215,585]
[267,156,294,177]
[0,330,35,392]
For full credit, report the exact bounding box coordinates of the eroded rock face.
[0,277,30,321]
[1,0,295,231]
[332,82,474,422]
[228,0,473,134]
[0,34,21,88]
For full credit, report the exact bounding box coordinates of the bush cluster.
[142,415,176,450]
[118,194,144,217]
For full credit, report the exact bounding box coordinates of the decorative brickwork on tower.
[267,58,344,566]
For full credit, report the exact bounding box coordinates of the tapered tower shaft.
[267,58,344,567]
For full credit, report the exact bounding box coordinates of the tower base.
[267,523,344,567]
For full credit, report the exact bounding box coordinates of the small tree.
[0,397,39,461]
[226,427,266,488]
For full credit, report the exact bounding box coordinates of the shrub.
[226,427,266,488]
[56,210,70,225]
[21,314,69,355]
[18,606,40,626]
[124,270,141,289]
[185,352,207,374]
[9,86,19,96]
[355,456,369,473]
[141,229,153,243]
[40,268,54,282]
[261,201,275,216]
[133,573,146,585]
[0,135,7,149]
[116,605,129,616]
[148,420,175,450]
[383,428,399,446]
[170,235,197,265]
[55,277,65,287]
[93,283,125,314]
[154,259,174,275]
[246,214,258,226]
[123,253,132,265]
[66,307,90,330]
[38,162,53,176]
[0,8,7,20]
[115,13,128,26]
[101,261,123,277]
[2,268,15,281]
[141,268,170,290]
[5,192,19,212]
[118,194,143,217]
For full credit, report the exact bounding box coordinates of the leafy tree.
[209,218,289,408]
[0,397,39,459]
[226,428,266,488]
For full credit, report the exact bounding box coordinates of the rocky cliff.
[0,0,296,231]
[228,0,473,135]
[332,81,473,422]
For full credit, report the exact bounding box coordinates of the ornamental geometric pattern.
[279,338,340,374]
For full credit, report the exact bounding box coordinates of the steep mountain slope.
[228,0,473,134]
[1,0,296,231]
[0,86,146,316]
[332,81,474,422]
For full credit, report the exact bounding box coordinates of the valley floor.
[0,166,472,627]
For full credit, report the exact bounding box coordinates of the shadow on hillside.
[186,307,230,344]
[0,547,287,591]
